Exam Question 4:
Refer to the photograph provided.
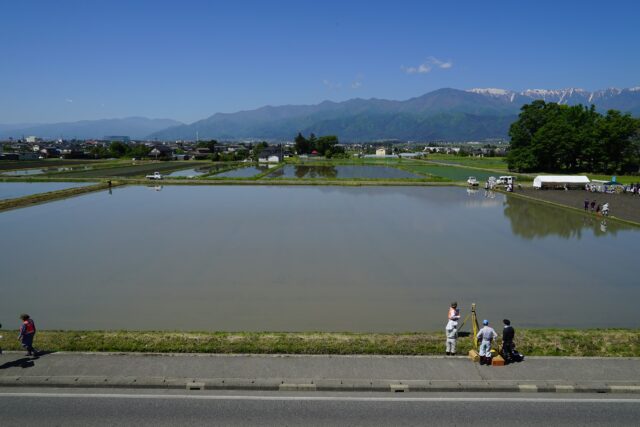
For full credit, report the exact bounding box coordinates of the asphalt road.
[1,389,639,426]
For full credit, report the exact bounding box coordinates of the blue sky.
[1,0,639,123]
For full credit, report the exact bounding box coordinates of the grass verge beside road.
[1,329,638,357]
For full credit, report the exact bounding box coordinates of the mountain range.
[2,87,639,142]
[0,117,182,140]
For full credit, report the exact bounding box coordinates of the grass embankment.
[0,330,638,357]
[424,154,510,171]
[0,159,112,172]
[0,182,121,212]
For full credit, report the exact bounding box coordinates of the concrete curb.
[1,376,639,393]
[3,351,640,360]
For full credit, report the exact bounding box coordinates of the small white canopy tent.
[533,175,590,189]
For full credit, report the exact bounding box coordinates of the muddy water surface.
[0,186,638,331]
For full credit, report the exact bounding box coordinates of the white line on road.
[0,393,639,403]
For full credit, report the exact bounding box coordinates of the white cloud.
[351,73,364,89]
[402,56,453,74]
[428,56,453,69]
[402,64,431,74]
[322,79,341,90]
[65,98,73,103]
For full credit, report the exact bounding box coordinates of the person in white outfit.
[448,302,460,321]
[445,320,458,356]
[476,319,498,365]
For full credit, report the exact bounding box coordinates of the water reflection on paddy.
[209,166,270,178]
[268,165,421,179]
[0,186,637,331]
[166,166,224,177]
[1,165,95,176]
[0,181,93,200]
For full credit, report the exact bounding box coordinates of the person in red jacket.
[18,314,37,356]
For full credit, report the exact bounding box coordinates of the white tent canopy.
[533,175,590,189]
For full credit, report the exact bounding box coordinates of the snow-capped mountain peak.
[467,86,640,109]
[468,88,512,96]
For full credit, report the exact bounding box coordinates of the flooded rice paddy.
[1,166,94,176]
[267,165,421,179]
[404,164,498,181]
[166,166,226,178]
[0,181,93,201]
[210,166,271,178]
[0,186,638,331]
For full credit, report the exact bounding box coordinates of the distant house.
[149,145,173,159]
[60,150,87,159]
[375,148,387,156]
[40,147,61,158]
[258,147,283,163]
[191,147,211,160]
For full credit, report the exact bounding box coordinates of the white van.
[497,176,515,185]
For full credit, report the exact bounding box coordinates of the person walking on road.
[476,319,497,365]
[445,319,458,356]
[448,301,460,322]
[18,314,37,356]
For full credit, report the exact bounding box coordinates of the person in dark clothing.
[584,199,589,211]
[590,200,596,212]
[18,314,37,356]
[501,319,518,363]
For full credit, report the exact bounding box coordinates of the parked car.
[467,176,479,186]
[146,171,163,180]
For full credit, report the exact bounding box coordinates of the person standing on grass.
[584,199,589,211]
[18,314,37,356]
[445,319,458,356]
[590,200,596,212]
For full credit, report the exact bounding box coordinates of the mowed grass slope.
[1,329,638,356]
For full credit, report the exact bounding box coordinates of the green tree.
[109,141,128,158]
[294,132,310,154]
[129,144,150,158]
[252,141,268,159]
[507,100,640,174]
[315,135,339,155]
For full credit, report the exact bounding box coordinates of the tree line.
[507,100,640,174]
[294,133,345,158]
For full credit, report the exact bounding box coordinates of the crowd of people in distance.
[586,182,640,195]
[445,302,524,365]
[583,199,610,216]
